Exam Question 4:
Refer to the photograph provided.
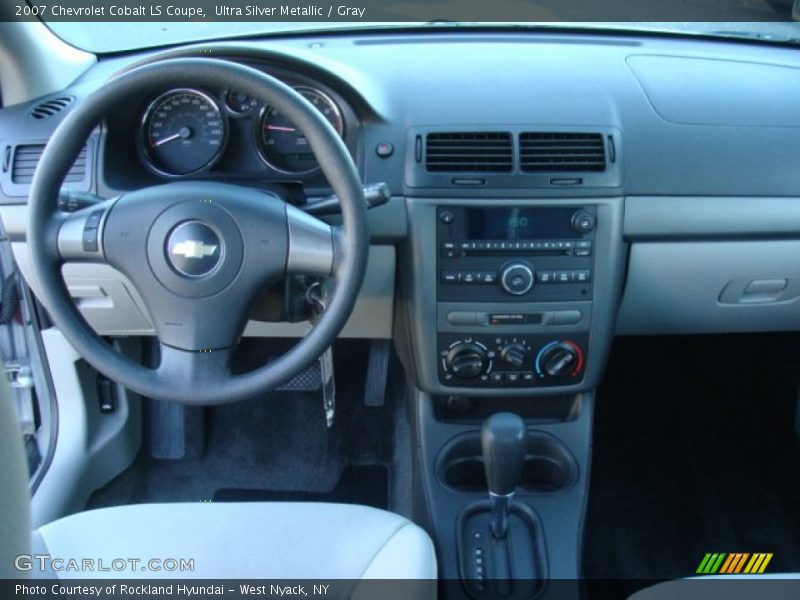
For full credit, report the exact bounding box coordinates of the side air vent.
[519,132,606,172]
[28,96,74,120]
[11,144,87,184]
[426,132,513,172]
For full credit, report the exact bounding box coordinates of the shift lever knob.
[482,412,527,496]
[482,412,526,539]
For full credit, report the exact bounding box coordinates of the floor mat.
[583,334,800,590]
[89,340,397,510]
[213,464,388,508]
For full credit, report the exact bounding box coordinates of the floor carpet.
[213,464,388,508]
[89,340,396,510]
[584,334,800,593]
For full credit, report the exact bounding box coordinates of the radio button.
[447,311,479,326]
[537,271,555,284]
[575,270,592,283]
[506,372,521,383]
[441,242,460,258]
[555,271,571,283]
[441,271,459,284]
[574,240,593,257]
[552,310,583,325]
[482,271,497,284]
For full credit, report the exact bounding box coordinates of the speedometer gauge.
[257,86,344,174]
[141,89,226,176]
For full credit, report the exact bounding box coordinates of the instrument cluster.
[137,81,347,178]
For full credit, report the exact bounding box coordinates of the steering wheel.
[27,58,368,404]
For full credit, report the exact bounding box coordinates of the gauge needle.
[266,124,296,132]
[151,126,192,147]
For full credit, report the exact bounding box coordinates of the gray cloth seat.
[32,502,437,585]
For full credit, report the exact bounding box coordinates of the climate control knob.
[445,342,489,379]
[500,263,534,295]
[536,341,583,378]
[499,343,528,369]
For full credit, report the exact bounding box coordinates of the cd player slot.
[464,249,571,258]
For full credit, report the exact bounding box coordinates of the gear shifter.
[481,412,527,539]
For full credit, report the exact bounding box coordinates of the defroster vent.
[426,132,513,173]
[28,96,74,120]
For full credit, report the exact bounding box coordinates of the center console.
[399,195,626,598]
[437,205,595,388]
[401,197,624,398]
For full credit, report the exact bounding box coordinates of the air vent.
[11,144,87,184]
[426,132,513,172]
[28,96,74,120]
[519,132,606,172]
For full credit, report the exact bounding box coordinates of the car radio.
[437,206,597,303]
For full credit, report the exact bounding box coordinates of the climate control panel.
[438,333,587,388]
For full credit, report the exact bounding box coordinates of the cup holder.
[437,430,578,494]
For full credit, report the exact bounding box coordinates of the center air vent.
[28,96,74,120]
[519,132,606,172]
[11,144,87,184]
[426,132,513,173]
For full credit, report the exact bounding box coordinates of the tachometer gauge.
[258,86,344,174]
[141,89,226,176]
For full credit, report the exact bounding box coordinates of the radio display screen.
[463,207,577,240]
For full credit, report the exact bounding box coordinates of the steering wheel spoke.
[56,199,115,264]
[286,204,335,278]
[155,342,232,394]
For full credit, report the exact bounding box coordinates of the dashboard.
[2,30,800,398]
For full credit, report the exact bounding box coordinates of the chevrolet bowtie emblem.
[171,240,218,259]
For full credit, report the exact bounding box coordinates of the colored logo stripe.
[697,552,773,575]
[697,553,726,574]
[744,553,774,574]
[720,553,750,574]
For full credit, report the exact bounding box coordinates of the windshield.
[27,0,800,55]
[45,21,800,54]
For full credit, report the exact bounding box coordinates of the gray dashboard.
[2,29,800,396]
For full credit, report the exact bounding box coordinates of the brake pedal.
[364,339,391,407]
